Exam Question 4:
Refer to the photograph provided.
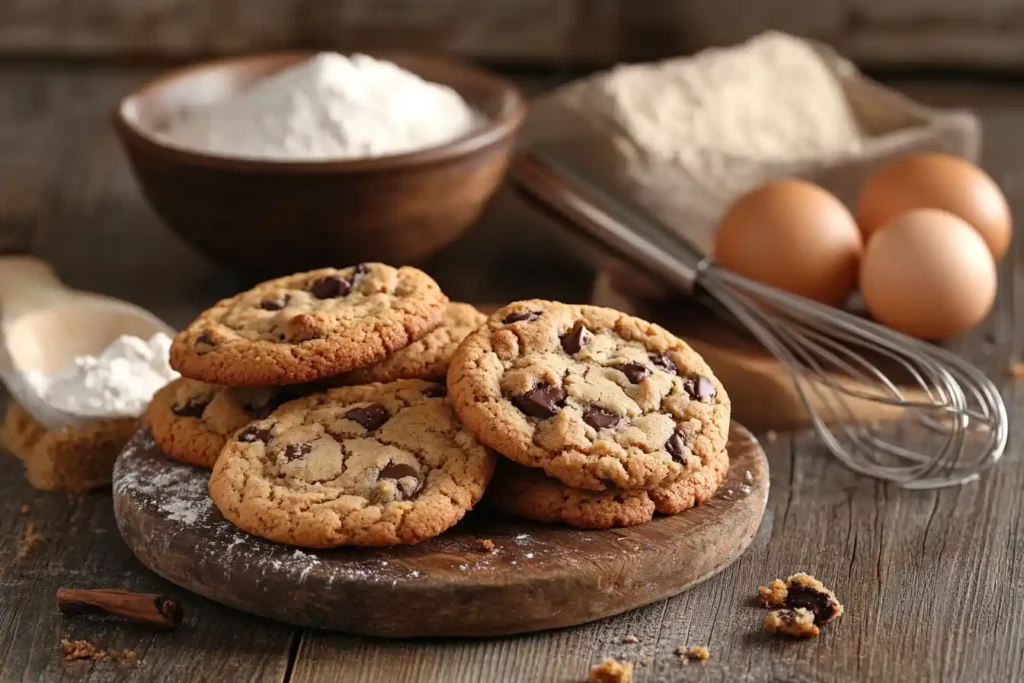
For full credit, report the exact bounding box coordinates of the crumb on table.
[622,634,639,644]
[588,657,633,683]
[15,522,43,560]
[764,608,820,638]
[679,645,710,661]
[475,538,495,552]
[20,504,30,515]
[1011,362,1024,380]
[756,572,843,625]
[61,640,99,662]
[61,639,139,664]
[757,578,788,607]
[765,430,777,443]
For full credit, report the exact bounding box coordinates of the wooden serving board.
[112,423,768,638]
[592,269,920,433]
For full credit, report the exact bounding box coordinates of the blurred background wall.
[4,0,1024,69]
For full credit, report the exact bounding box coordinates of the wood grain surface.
[6,0,1024,70]
[1,62,1024,682]
[112,424,767,637]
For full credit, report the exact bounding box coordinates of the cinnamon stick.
[57,588,182,629]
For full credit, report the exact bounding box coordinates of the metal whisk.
[512,149,1007,489]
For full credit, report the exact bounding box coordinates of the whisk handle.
[511,150,708,294]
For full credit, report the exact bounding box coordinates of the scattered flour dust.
[161,52,480,161]
[116,433,211,526]
[25,333,177,419]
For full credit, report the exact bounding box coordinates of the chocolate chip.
[283,443,312,461]
[310,275,351,299]
[374,462,423,501]
[612,362,651,384]
[649,353,676,374]
[379,462,419,481]
[583,406,620,429]
[196,332,215,346]
[683,375,716,402]
[238,426,272,443]
[502,310,540,324]
[171,397,209,418]
[345,403,389,431]
[512,383,567,419]
[559,323,591,354]
[786,585,841,625]
[665,430,687,465]
[260,294,290,311]
[423,384,447,398]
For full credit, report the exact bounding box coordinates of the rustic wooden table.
[1,62,1022,683]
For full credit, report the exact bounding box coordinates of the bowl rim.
[112,49,527,174]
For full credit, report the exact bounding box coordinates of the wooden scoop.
[0,256,175,429]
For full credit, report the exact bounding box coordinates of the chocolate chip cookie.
[486,443,728,528]
[331,303,486,385]
[170,264,448,387]
[448,301,731,491]
[208,380,497,547]
[146,378,302,468]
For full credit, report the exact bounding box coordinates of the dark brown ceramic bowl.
[113,51,526,274]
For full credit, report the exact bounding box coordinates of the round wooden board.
[112,422,768,638]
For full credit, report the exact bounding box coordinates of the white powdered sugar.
[26,333,178,419]
[161,52,479,161]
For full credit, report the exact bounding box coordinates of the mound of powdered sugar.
[160,52,480,161]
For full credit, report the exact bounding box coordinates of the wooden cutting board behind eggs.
[523,31,980,432]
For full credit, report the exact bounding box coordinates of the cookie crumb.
[765,430,777,443]
[757,579,788,607]
[675,645,710,661]
[638,657,650,667]
[764,608,820,638]
[756,573,843,625]
[588,657,633,683]
[475,538,495,552]
[62,639,100,662]
[688,647,712,663]
[61,639,139,664]
[15,522,43,560]
[20,504,30,515]
[622,634,639,644]
[1011,362,1024,380]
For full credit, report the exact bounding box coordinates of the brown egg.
[857,153,1012,261]
[714,179,862,306]
[860,209,996,340]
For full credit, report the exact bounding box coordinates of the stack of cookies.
[449,300,731,530]
[146,262,731,549]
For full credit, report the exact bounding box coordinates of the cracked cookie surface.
[170,263,448,386]
[208,380,497,547]
[448,300,731,491]
[146,378,303,468]
[485,442,728,528]
[331,303,485,385]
